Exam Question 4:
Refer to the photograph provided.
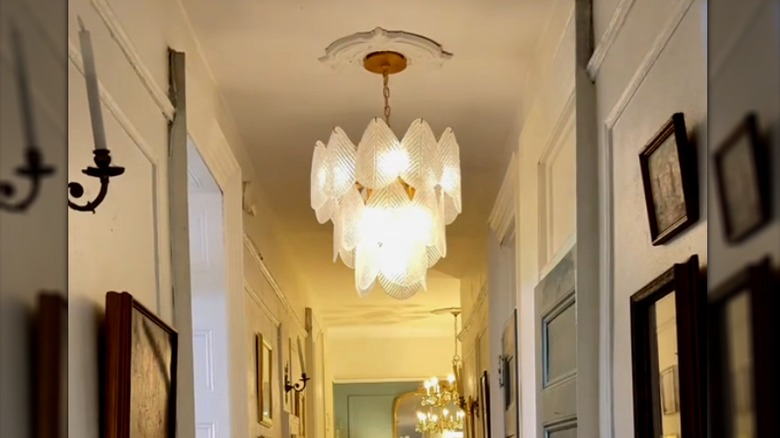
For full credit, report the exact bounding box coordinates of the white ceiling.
[180,0,559,331]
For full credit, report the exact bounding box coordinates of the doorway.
[187,139,232,438]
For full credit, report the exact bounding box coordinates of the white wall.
[327,333,453,382]
[592,0,707,437]
[66,1,325,438]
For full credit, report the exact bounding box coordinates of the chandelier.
[310,50,462,300]
[416,309,466,434]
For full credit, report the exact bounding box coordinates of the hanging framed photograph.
[638,113,699,245]
[709,257,778,438]
[713,113,771,243]
[659,365,679,415]
[501,310,518,438]
[629,255,704,438]
[104,291,178,438]
[256,333,273,427]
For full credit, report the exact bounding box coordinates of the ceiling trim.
[488,152,518,245]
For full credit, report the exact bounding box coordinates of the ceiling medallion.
[319,27,453,74]
[310,33,462,300]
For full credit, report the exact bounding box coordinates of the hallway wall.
[707,0,780,285]
[591,0,707,436]
[66,1,324,437]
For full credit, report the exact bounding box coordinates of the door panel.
[536,249,577,437]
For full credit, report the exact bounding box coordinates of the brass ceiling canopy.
[363,51,408,75]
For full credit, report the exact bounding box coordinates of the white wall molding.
[68,40,159,164]
[604,0,696,128]
[488,153,518,245]
[244,281,281,327]
[68,38,166,316]
[457,279,488,342]
[537,87,575,270]
[586,0,637,80]
[597,1,695,435]
[243,233,307,333]
[89,0,175,121]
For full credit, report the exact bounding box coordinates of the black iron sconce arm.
[67,149,125,213]
[284,363,311,394]
[0,147,55,212]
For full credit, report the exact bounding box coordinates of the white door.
[535,250,577,438]
[187,141,232,438]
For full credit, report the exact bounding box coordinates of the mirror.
[393,391,423,438]
[629,255,704,438]
[709,257,777,438]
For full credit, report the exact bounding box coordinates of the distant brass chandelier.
[415,309,466,433]
[310,50,462,299]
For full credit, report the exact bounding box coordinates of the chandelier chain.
[382,67,391,126]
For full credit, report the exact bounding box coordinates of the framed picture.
[660,365,679,415]
[709,257,778,438]
[501,310,518,438]
[629,255,704,438]
[638,113,699,245]
[104,291,178,438]
[257,333,273,426]
[479,371,491,438]
[35,293,67,438]
[714,113,771,242]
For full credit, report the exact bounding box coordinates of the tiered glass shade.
[310,117,462,299]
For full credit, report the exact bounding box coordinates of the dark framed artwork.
[479,371,491,438]
[104,291,178,438]
[714,113,771,243]
[256,333,273,427]
[709,257,778,438]
[501,310,518,438]
[35,293,67,438]
[639,113,699,245]
[629,255,704,438]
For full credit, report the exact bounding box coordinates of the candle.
[297,337,306,374]
[77,17,107,150]
[11,26,37,148]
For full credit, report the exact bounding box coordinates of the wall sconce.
[0,26,55,213]
[69,18,125,213]
[67,149,124,213]
[497,354,507,387]
[1,21,124,214]
[284,362,310,394]
[284,336,310,394]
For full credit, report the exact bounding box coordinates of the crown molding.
[488,153,518,245]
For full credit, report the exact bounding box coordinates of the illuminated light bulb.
[447,373,455,384]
